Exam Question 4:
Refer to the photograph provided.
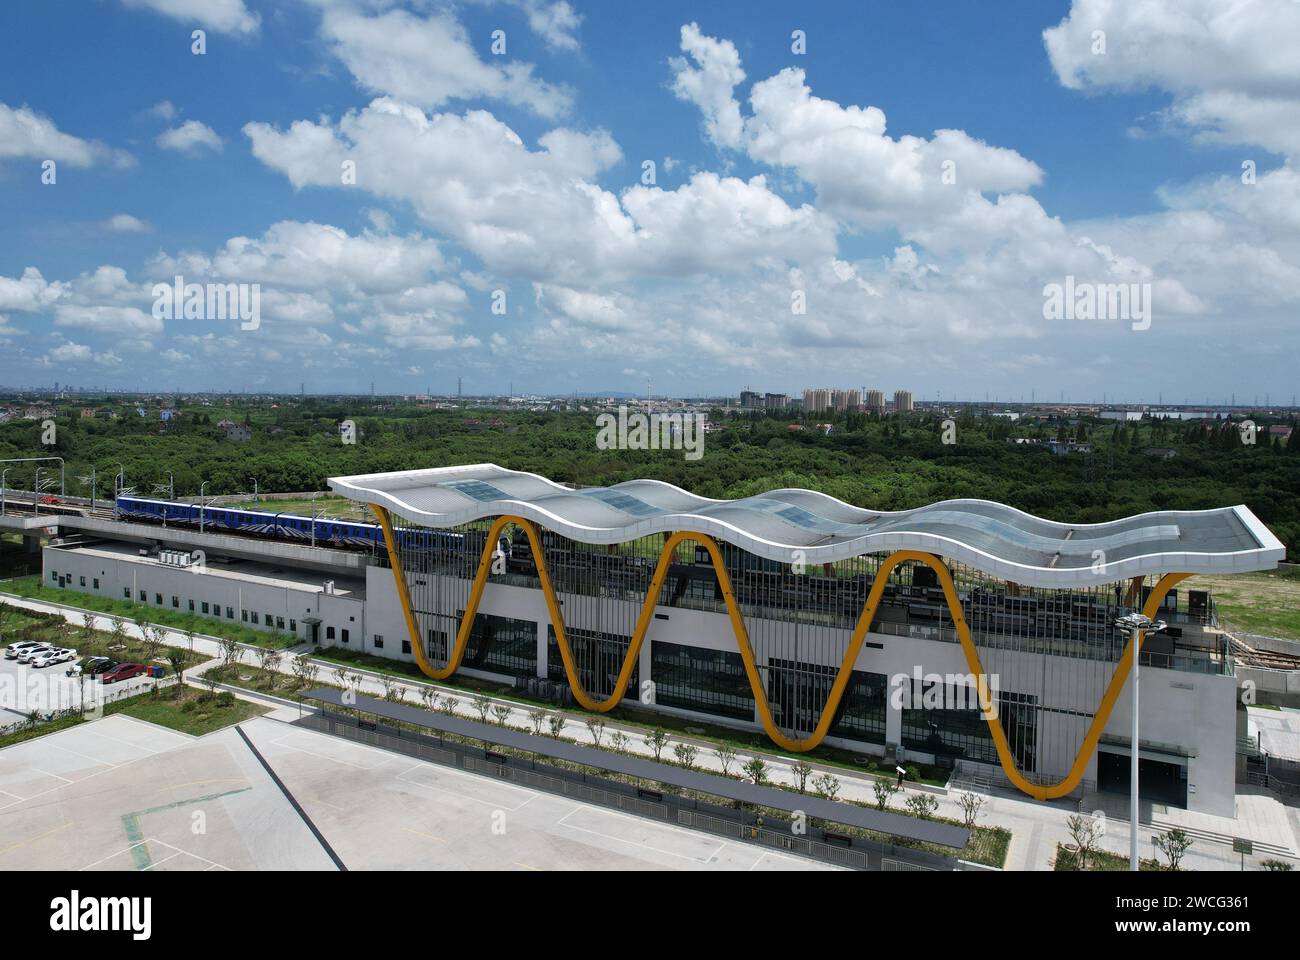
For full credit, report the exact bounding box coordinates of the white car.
[4,641,46,660]
[30,648,76,669]
[16,644,55,664]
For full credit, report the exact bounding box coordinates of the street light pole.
[1115,611,1168,872]
[311,500,326,548]
[1131,622,1141,872]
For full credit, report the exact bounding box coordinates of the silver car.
[16,644,55,664]
[4,641,45,660]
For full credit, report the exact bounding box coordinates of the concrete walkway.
[5,590,1298,871]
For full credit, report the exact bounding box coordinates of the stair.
[1147,817,1296,860]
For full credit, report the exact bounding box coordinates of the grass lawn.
[1185,569,1300,640]
[116,686,266,735]
[204,661,314,699]
[0,600,207,671]
[1052,843,1165,871]
[215,494,367,519]
[0,686,264,748]
[0,578,295,649]
[306,644,953,786]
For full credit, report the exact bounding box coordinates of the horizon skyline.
[2,381,1297,412]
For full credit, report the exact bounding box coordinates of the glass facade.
[547,625,637,697]
[829,670,888,744]
[650,640,755,722]
[900,680,1037,771]
[425,611,537,676]
[765,658,886,744]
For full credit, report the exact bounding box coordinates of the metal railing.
[299,707,961,871]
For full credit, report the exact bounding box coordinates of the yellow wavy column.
[369,504,506,680]
[370,503,1189,801]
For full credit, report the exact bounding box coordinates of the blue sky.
[1,0,1297,403]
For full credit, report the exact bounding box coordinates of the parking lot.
[0,712,837,871]
[0,650,155,730]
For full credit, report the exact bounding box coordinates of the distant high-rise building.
[894,389,913,412]
[740,389,761,408]
[865,389,885,413]
[802,388,831,413]
[763,393,789,409]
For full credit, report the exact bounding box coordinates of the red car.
[98,663,147,684]
[39,494,60,505]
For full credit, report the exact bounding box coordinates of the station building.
[37,463,1286,817]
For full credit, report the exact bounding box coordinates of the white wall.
[43,545,363,645]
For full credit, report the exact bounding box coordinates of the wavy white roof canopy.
[329,464,1285,588]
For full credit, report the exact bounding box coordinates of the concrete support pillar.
[886,691,903,748]
[535,619,548,679]
[23,534,40,555]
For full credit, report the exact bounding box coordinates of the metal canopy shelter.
[298,687,970,849]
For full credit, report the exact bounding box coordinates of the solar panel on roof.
[580,488,664,517]
[442,479,511,502]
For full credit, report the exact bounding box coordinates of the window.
[50,571,58,583]
[548,625,627,693]
[123,588,131,599]
[651,640,752,722]
[901,682,1037,772]
[155,593,162,605]
[171,596,179,608]
[829,670,889,745]
[264,613,273,629]
[251,613,259,625]
[427,628,448,659]
[401,638,411,654]
[93,578,99,590]
[226,607,234,619]
[139,590,147,602]
[326,626,336,640]
[241,609,248,622]
[276,617,285,630]
[201,602,209,614]
[373,635,384,649]
[289,619,296,633]
[435,612,538,677]
[188,599,194,612]
[341,629,349,644]
[79,576,86,587]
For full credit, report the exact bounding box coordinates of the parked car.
[5,640,46,660]
[78,656,118,676]
[16,644,55,663]
[98,663,147,684]
[30,647,76,668]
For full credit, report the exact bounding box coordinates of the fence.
[300,708,964,871]
[0,674,180,737]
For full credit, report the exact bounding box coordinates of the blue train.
[114,495,490,556]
